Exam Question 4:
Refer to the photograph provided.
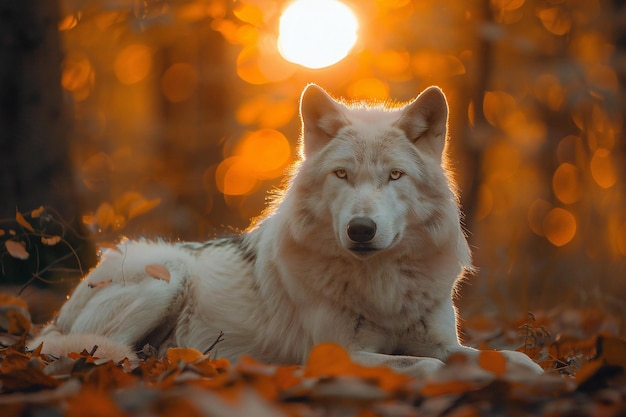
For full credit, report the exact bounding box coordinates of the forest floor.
[1,291,625,417]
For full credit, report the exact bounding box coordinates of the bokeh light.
[590,149,617,189]
[552,163,581,204]
[161,63,198,103]
[544,207,577,247]
[216,157,258,196]
[235,129,291,179]
[347,78,390,100]
[216,129,291,196]
[61,51,94,101]
[114,44,152,85]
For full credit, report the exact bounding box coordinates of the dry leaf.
[82,213,96,225]
[128,198,161,219]
[114,191,143,214]
[95,202,117,229]
[65,387,126,417]
[88,280,113,289]
[145,264,171,282]
[166,347,203,365]
[31,206,45,218]
[5,240,29,260]
[596,335,626,368]
[304,343,410,392]
[41,235,62,246]
[478,350,507,377]
[0,294,31,334]
[15,211,35,232]
[421,380,476,397]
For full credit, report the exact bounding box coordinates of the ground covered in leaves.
[1,293,625,417]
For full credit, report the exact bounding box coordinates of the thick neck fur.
[250,174,469,321]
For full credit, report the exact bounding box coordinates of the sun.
[277,0,359,69]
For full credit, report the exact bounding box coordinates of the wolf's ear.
[394,86,449,163]
[300,84,349,157]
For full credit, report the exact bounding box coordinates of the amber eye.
[334,169,348,179]
[389,170,404,181]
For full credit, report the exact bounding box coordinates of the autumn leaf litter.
[0,294,625,416]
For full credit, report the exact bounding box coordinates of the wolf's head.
[285,84,470,267]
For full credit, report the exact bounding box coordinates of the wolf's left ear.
[394,86,449,163]
[300,84,349,157]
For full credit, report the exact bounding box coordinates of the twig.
[204,331,225,355]
[18,251,78,295]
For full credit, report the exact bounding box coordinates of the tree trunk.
[0,0,78,218]
[0,0,95,313]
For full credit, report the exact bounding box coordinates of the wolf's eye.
[334,169,348,179]
[389,170,404,181]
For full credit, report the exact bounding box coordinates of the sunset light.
[277,0,358,69]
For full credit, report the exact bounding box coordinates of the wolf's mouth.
[349,245,379,256]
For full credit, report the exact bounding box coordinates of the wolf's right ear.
[299,84,349,157]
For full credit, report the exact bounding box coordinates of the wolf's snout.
[347,217,377,243]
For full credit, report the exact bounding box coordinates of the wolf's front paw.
[352,351,444,378]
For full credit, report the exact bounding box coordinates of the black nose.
[347,217,377,243]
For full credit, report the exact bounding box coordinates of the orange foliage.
[51,0,626,344]
[2,296,626,416]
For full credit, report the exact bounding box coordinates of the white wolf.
[30,85,542,375]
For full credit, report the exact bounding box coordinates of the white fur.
[30,85,542,375]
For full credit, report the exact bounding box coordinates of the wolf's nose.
[347,217,377,243]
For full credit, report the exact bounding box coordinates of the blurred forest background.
[0,0,625,330]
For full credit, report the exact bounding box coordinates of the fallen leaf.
[95,202,117,230]
[421,379,477,396]
[128,198,161,219]
[0,367,62,393]
[166,347,203,365]
[88,280,113,289]
[478,350,507,377]
[145,264,171,282]
[154,396,204,417]
[41,235,62,246]
[596,335,626,368]
[3,310,31,334]
[15,210,35,232]
[65,388,127,417]
[5,240,29,260]
[304,343,410,393]
[31,206,45,218]
[82,361,137,392]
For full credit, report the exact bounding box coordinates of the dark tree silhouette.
[0,0,95,298]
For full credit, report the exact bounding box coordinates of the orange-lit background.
[59,0,625,326]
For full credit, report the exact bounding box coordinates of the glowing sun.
[277,0,359,69]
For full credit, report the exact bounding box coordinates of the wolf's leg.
[351,347,543,378]
[351,351,445,377]
[451,346,544,373]
[30,243,190,359]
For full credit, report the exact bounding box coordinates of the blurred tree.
[0,0,95,291]
[0,0,76,219]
